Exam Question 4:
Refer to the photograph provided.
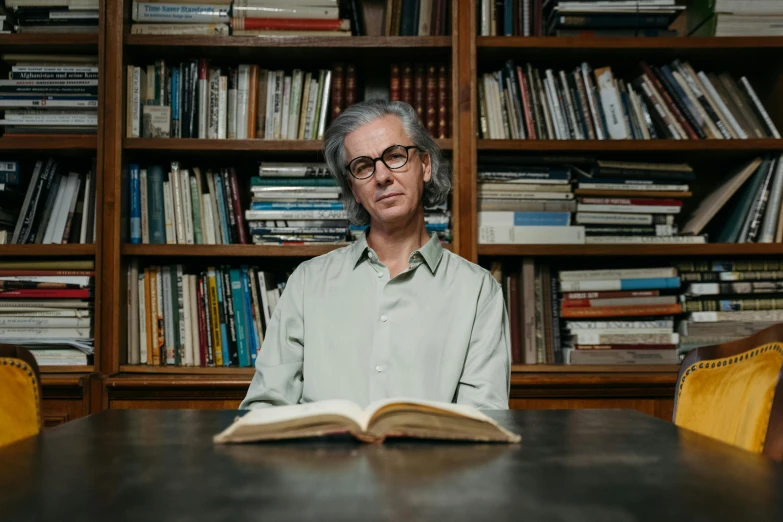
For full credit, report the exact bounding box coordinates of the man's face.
[343,115,432,228]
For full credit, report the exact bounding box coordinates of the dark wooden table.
[1,409,782,521]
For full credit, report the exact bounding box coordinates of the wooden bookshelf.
[122,243,350,257]
[127,35,451,49]
[477,139,783,153]
[0,136,98,150]
[478,244,783,257]
[124,138,452,151]
[0,244,96,256]
[0,33,98,49]
[477,36,783,50]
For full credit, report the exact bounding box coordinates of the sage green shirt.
[240,233,511,410]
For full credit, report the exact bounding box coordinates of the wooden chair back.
[0,344,42,447]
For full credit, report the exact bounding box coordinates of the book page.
[236,400,366,429]
[363,398,495,425]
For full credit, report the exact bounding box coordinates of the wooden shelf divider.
[126,35,451,49]
[477,36,783,50]
[478,243,783,257]
[122,243,350,257]
[478,139,783,153]
[0,135,97,150]
[124,138,452,151]
[0,244,96,257]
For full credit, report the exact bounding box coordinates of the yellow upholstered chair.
[0,344,42,447]
[673,324,783,461]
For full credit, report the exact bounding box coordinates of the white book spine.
[207,67,220,139]
[198,66,208,139]
[698,71,746,139]
[273,71,283,139]
[50,173,78,244]
[264,69,275,140]
[188,275,201,367]
[287,70,302,140]
[740,76,781,139]
[170,162,186,244]
[42,176,66,244]
[130,23,230,35]
[218,75,227,139]
[236,64,250,139]
[202,192,216,244]
[316,69,332,140]
[131,66,141,138]
[594,68,627,140]
[60,173,81,244]
[543,71,564,139]
[478,225,586,245]
[163,180,176,244]
[577,204,680,214]
[303,78,318,139]
[132,2,230,23]
[161,268,175,365]
[181,269,193,366]
[180,170,195,245]
[139,169,149,243]
[227,71,237,139]
[759,156,783,243]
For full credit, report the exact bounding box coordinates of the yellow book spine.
[207,267,223,366]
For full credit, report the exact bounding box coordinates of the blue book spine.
[504,0,513,35]
[511,212,571,226]
[129,164,141,244]
[171,66,180,138]
[425,223,448,231]
[620,277,681,291]
[241,266,258,364]
[229,269,250,367]
[214,173,232,244]
[249,201,344,211]
[0,171,19,184]
[146,165,166,244]
[214,267,230,367]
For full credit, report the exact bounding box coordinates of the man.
[240,99,510,410]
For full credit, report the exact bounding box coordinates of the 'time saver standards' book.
[213,399,521,444]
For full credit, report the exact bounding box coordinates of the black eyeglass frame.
[344,144,421,180]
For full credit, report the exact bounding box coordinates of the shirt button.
[377,272,383,278]
[380,315,387,322]
[375,365,383,373]
[368,252,374,259]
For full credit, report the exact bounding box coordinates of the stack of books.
[479,59,780,141]
[477,161,581,245]
[677,259,783,357]
[231,0,350,37]
[349,205,453,244]
[6,0,99,34]
[0,53,99,136]
[558,267,682,365]
[126,261,287,367]
[542,0,684,37]
[4,157,96,245]
[690,0,783,37]
[130,0,231,36]
[246,161,349,245]
[127,61,340,140]
[129,162,248,245]
[681,155,783,244]
[575,160,698,245]
[0,260,94,366]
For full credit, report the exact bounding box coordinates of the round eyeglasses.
[345,144,420,180]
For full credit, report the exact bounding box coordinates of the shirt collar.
[350,230,444,273]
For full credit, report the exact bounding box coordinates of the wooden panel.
[0,136,97,150]
[455,0,476,261]
[0,33,98,47]
[0,245,95,257]
[41,374,91,428]
[509,398,674,421]
[111,399,242,410]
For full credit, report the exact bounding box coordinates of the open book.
[213,398,521,444]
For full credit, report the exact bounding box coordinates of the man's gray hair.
[323,99,451,226]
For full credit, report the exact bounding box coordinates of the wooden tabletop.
[1,409,781,521]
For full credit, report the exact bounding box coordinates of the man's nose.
[374,161,394,185]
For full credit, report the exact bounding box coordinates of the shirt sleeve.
[454,274,511,409]
[239,265,306,410]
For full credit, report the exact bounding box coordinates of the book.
[213,398,521,444]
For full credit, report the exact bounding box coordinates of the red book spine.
[228,168,248,245]
[563,290,660,300]
[0,289,91,298]
[425,64,437,135]
[389,63,401,101]
[231,17,347,31]
[431,0,442,36]
[579,197,683,206]
[561,304,682,318]
[401,63,413,106]
[516,66,536,139]
[330,62,345,122]
[345,64,357,108]
[437,63,448,138]
[413,63,425,123]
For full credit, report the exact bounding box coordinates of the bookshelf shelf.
[122,243,453,257]
[478,244,783,257]
[477,36,783,51]
[126,35,452,49]
[477,139,783,153]
[0,33,99,48]
[123,138,453,151]
[40,366,94,375]
[107,373,252,388]
[0,136,97,150]
[119,365,255,376]
[0,244,95,257]
[511,364,679,373]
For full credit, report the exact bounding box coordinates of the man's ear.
[421,151,432,183]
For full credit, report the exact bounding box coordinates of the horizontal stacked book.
[130,0,231,36]
[231,0,350,37]
[689,0,783,37]
[479,59,780,141]
[5,0,99,34]
[246,161,350,245]
[126,60,341,140]
[0,259,94,366]
[129,162,248,245]
[477,161,579,244]
[126,261,288,367]
[1,157,96,245]
[576,160,697,245]
[390,62,451,139]
[681,154,783,244]
[349,204,452,244]
[1,53,99,136]
[558,267,682,365]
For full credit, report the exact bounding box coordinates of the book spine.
[206,268,223,366]
[220,169,237,244]
[189,174,204,244]
[180,170,194,245]
[132,2,230,23]
[174,265,185,365]
[129,164,141,244]
[221,268,240,367]
[228,168,248,244]
[198,59,208,138]
[214,267,230,367]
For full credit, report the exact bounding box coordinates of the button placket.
[369,257,389,401]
